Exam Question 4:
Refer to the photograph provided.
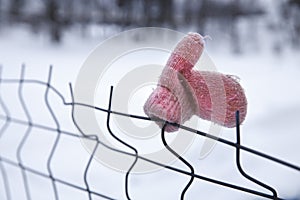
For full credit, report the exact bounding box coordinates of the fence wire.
[0,65,299,200]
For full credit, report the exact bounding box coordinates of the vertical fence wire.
[106,86,139,200]
[44,66,60,200]
[0,66,12,200]
[235,111,278,199]
[16,65,32,200]
[161,123,195,200]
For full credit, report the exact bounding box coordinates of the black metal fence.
[0,66,299,200]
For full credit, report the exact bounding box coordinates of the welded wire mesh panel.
[0,66,300,200]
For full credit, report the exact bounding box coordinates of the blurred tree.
[9,0,24,18]
[79,0,93,37]
[141,0,174,27]
[158,0,175,28]
[288,0,300,48]
[289,0,300,7]
[94,0,109,23]
[184,1,193,24]
[0,0,2,24]
[117,0,134,26]
[143,0,157,26]
[197,0,208,33]
[61,0,74,26]
[230,0,242,53]
[45,0,62,42]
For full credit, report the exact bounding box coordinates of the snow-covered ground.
[0,24,300,200]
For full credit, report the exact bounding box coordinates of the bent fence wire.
[0,65,299,200]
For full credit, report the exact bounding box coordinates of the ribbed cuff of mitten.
[143,86,181,132]
[144,67,198,132]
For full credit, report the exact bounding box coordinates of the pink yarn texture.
[143,32,247,132]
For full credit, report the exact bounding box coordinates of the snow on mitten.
[143,32,247,132]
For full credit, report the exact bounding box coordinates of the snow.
[0,24,300,200]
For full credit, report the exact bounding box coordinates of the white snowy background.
[0,1,300,200]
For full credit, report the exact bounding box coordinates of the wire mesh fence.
[0,65,299,200]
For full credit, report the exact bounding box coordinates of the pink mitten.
[143,32,247,132]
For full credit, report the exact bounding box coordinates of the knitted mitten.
[143,32,247,132]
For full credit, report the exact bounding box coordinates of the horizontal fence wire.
[0,65,299,200]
